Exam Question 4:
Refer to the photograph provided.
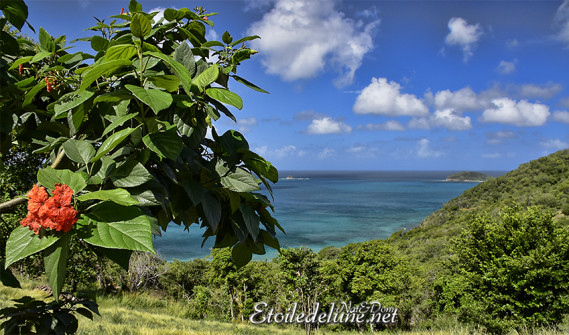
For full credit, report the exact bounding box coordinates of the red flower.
[20,184,78,234]
[18,64,23,74]
[120,8,124,15]
[203,16,208,21]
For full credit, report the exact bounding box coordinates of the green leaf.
[125,85,173,114]
[62,139,95,165]
[202,192,221,231]
[8,56,33,70]
[164,8,181,21]
[95,247,132,271]
[242,150,278,183]
[146,51,193,96]
[37,167,87,193]
[147,75,180,92]
[222,31,233,45]
[230,35,260,47]
[22,80,46,107]
[30,50,52,63]
[261,230,280,250]
[91,127,137,162]
[102,112,137,137]
[0,267,21,288]
[0,0,28,31]
[240,204,260,240]
[192,64,219,91]
[90,35,109,52]
[232,242,252,268]
[5,226,60,268]
[77,189,139,206]
[79,59,132,92]
[105,44,137,61]
[44,232,71,301]
[39,27,55,52]
[131,13,151,39]
[111,159,152,188]
[206,87,243,110]
[173,42,195,76]
[221,168,260,192]
[54,88,95,117]
[128,0,142,13]
[78,202,154,253]
[142,127,183,160]
[232,75,269,94]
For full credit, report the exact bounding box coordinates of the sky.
[20,0,569,171]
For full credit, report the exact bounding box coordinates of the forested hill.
[389,149,569,263]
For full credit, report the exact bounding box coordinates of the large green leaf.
[131,13,151,39]
[90,35,109,52]
[62,139,95,165]
[147,75,180,92]
[44,232,71,301]
[192,64,219,91]
[128,0,142,13]
[232,75,269,94]
[230,35,261,47]
[145,51,193,96]
[125,85,173,114]
[240,204,260,241]
[142,127,182,160]
[79,59,132,92]
[77,189,139,206]
[232,242,252,269]
[39,27,55,52]
[206,87,243,110]
[221,168,260,193]
[242,150,278,183]
[91,127,137,162]
[37,167,87,193]
[105,44,138,61]
[102,113,137,137]
[111,159,153,188]
[5,226,60,268]
[0,267,21,288]
[173,42,195,76]
[54,89,95,118]
[0,0,28,31]
[202,192,221,232]
[22,81,46,107]
[78,201,154,253]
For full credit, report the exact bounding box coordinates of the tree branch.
[0,148,67,214]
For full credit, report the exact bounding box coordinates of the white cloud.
[294,110,327,120]
[416,139,443,158]
[248,0,378,87]
[541,139,569,149]
[497,59,517,74]
[306,117,352,135]
[430,109,472,131]
[480,98,550,126]
[358,120,405,131]
[432,86,485,112]
[318,148,336,159]
[237,117,258,132]
[515,83,562,100]
[485,130,516,145]
[552,110,569,124]
[444,17,483,62]
[274,145,298,158]
[554,0,569,46]
[353,78,428,116]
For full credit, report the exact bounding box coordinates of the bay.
[153,170,505,261]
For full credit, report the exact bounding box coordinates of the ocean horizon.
[153,170,506,261]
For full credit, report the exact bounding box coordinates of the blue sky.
[22,0,569,171]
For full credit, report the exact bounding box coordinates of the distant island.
[446,171,493,182]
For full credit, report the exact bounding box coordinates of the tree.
[438,206,569,334]
[0,0,281,331]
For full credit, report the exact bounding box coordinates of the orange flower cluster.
[21,184,78,234]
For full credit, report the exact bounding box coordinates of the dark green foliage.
[446,171,493,182]
[438,206,569,334]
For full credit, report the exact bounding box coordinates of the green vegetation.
[445,171,493,182]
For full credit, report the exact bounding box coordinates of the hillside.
[445,171,493,182]
[388,149,569,264]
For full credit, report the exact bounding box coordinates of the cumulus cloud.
[554,0,569,46]
[358,120,405,131]
[294,110,327,121]
[480,98,550,126]
[497,59,517,74]
[552,110,569,123]
[306,117,352,135]
[429,109,472,131]
[416,139,443,158]
[432,86,485,112]
[444,17,483,62]
[514,83,562,100]
[353,78,428,116]
[248,0,378,87]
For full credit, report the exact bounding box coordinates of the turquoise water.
[153,171,505,261]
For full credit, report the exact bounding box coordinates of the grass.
[1,280,567,335]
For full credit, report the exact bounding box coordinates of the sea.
[153,170,506,261]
